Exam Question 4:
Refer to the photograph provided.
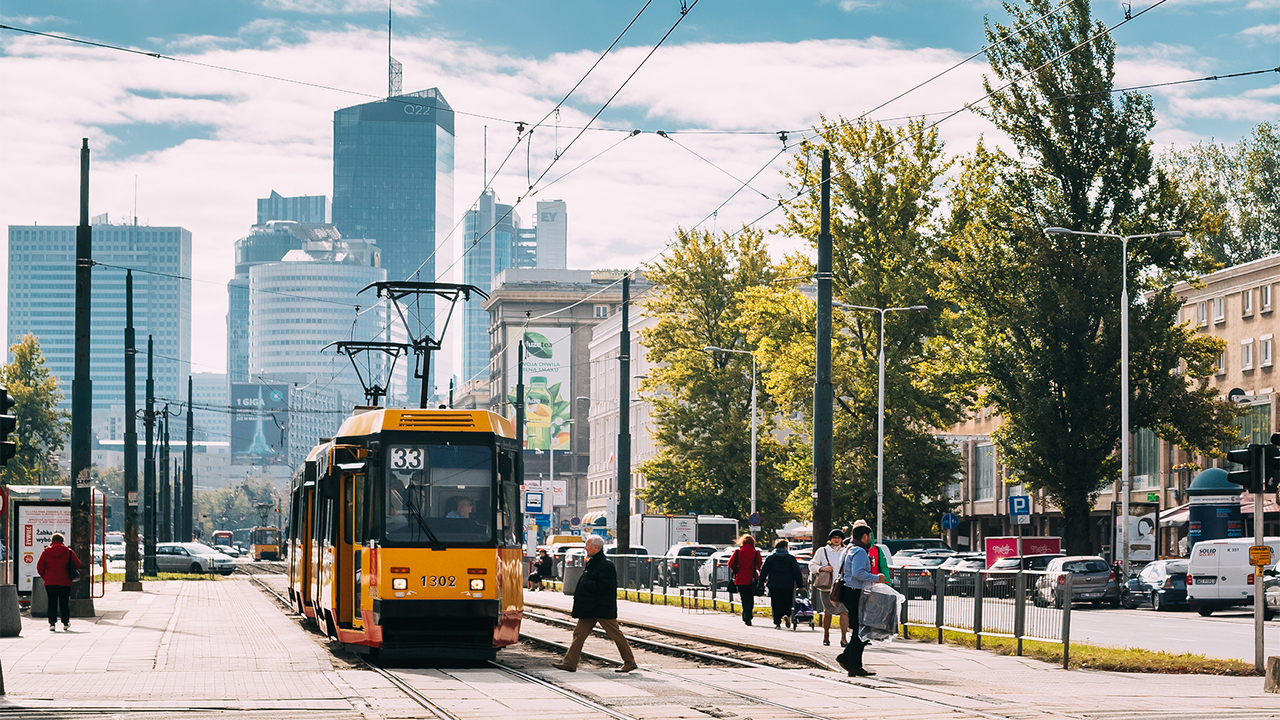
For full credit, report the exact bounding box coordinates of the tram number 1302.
[423,575,457,588]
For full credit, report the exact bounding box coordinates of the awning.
[581,510,608,525]
[1159,504,1189,528]
[1239,495,1280,515]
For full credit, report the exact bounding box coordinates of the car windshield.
[917,555,950,567]
[385,443,493,545]
[1063,559,1108,573]
[1164,562,1188,574]
[681,547,716,557]
[185,544,219,555]
[991,558,1020,569]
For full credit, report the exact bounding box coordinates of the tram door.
[351,473,366,630]
[298,485,314,611]
[337,475,354,627]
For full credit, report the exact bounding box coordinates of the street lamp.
[704,346,758,521]
[833,302,929,544]
[1044,226,1183,578]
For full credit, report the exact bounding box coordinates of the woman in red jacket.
[36,532,81,632]
[728,534,762,626]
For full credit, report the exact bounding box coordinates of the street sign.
[1146,492,1159,502]
[560,519,570,530]
[524,492,545,514]
[941,512,959,530]
[1012,514,1030,525]
[1008,495,1030,516]
[570,516,581,528]
[532,512,551,527]
[1249,545,1272,567]
[748,512,762,526]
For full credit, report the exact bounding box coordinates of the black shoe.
[835,654,851,672]
[823,639,830,646]
[849,668,875,677]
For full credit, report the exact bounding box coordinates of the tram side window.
[385,444,493,544]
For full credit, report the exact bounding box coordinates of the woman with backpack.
[36,532,82,632]
[728,534,762,625]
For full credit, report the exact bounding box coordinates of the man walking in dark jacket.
[759,539,805,628]
[553,535,638,673]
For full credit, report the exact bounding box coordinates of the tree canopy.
[940,0,1235,552]
[0,334,69,485]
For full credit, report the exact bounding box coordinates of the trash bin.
[30,577,47,618]
[562,554,585,595]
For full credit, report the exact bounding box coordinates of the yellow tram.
[286,407,524,661]
[251,527,283,561]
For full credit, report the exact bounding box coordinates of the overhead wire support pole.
[70,137,95,618]
[143,336,157,576]
[617,274,631,553]
[123,270,141,590]
[813,149,833,550]
[184,377,194,541]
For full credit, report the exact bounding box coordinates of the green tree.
[743,116,965,538]
[941,0,1235,553]
[637,227,791,530]
[197,475,282,539]
[1163,122,1280,266]
[0,334,70,485]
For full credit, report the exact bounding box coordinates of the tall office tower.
[332,89,455,400]
[7,218,192,439]
[226,219,309,383]
[190,372,228,442]
[246,235,389,410]
[257,191,327,225]
[461,190,527,385]
[535,200,568,269]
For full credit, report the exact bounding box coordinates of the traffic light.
[1266,434,1280,494]
[1226,443,1263,493]
[0,386,15,466]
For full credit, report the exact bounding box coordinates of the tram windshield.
[385,444,492,544]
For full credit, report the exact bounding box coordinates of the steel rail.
[488,661,642,720]
[365,663,464,720]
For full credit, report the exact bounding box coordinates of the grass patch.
[542,581,819,620]
[99,572,221,582]
[903,624,1256,675]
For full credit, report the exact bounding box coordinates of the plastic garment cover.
[858,583,904,643]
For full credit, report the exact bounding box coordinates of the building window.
[1263,285,1273,312]
[1217,350,1227,375]
[976,444,996,501]
[1243,339,1254,370]
[594,304,609,319]
[1132,428,1159,490]
[1214,297,1226,323]
[1243,289,1254,316]
[1234,402,1272,448]
[1197,301,1208,326]
[1263,336,1274,368]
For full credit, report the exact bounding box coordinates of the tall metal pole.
[876,309,887,543]
[70,138,95,616]
[1255,446,1266,674]
[184,377,194,541]
[750,354,757,517]
[123,271,141,590]
[160,410,171,543]
[1120,235,1130,580]
[516,338,527,542]
[813,149,834,548]
[616,274,632,553]
[143,337,157,575]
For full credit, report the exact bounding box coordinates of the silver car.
[156,542,236,575]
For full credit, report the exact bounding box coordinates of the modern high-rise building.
[257,191,327,225]
[246,235,390,410]
[534,200,568,269]
[7,218,191,441]
[190,372,229,442]
[332,89,455,399]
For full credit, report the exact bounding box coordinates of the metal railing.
[894,566,1073,669]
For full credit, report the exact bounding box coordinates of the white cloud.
[257,0,433,15]
[1241,22,1280,39]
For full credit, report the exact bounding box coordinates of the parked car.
[1120,559,1189,611]
[664,543,718,586]
[548,541,586,578]
[944,556,987,596]
[698,548,736,587]
[155,542,236,575]
[604,544,648,556]
[986,554,1064,598]
[890,555,936,599]
[1186,537,1280,618]
[1034,556,1120,608]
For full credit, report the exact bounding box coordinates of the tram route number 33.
[391,447,425,470]
[423,575,457,587]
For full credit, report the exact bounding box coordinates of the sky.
[1,0,1278,390]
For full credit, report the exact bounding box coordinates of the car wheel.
[189,563,202,574]
[1121,590,1135,609]
[1265,607,1276,622]
[1196,606,1214,617]
[1152,592,1164,612]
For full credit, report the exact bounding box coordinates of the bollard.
[0,586,20,637]
[973,568,984,650]
[934,568,945,643]
[1014,570,1027,657]
[30,578,47,618]
[1061,572,1072,670]
[1264,656,1279,693]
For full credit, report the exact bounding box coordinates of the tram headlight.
[469,579,485,591]
[392,577,408,590]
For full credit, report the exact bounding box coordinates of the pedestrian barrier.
[894,566,1073,668]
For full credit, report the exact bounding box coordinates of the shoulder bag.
[66,556,80,582]
[813,547,834,591]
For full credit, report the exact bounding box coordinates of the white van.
[1186,537,1280,618]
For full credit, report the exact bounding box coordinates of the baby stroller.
[790,589,817,631]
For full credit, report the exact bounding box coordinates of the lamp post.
[1044,226,1183,578]
[833,302,929,543]
[704,346,757,519]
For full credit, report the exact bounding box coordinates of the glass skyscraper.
[332,88,455,399]
[462,190,525,385]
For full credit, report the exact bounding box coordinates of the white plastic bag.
[858,583,903,643]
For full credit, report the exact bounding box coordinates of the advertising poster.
[17,505,71,592]
[1112,501,1159,564]
[508,327,572,451]
[984,536,1062,568]
[231,382,289,465]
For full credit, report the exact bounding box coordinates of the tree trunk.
[1060,495,1095,556]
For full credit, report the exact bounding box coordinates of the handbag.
[831,578,846,604]
[66,557,80,582]
[813,547,833,590]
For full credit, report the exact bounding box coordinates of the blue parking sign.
[1008,495,1030,516]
